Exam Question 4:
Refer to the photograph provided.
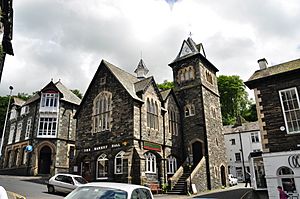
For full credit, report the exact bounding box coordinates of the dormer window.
[41,93,59,108]
[21,106,29,115]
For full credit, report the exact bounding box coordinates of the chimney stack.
[257,58,268,70]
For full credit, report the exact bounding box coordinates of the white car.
[228,174,238,186]
[47,173,88,194]
[65,182,154,199]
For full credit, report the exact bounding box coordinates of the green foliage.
[217,75,257,125]
[16,92,32,101]
[71,89,83,99]
[161,183,169,193]
[157,81,174,90]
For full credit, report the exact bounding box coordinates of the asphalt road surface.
[0,175,65,199]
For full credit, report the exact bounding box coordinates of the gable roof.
[223,121,259,135]
[169,37,218,72]
[22,81,81,106]
[134,76,153,93]
[55,81,81,105]
[245,58,300,88]
[12,97,25,107]
[160,89,171,101]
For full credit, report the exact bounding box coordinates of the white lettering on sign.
[94,145,108,151]
[112,144,120,148]
[83,148,91,152]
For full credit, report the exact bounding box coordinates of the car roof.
[79,182,151,192]
[54,173,83,178]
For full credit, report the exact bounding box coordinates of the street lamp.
[0,85,13,157]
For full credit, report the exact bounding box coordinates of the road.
[0,175,65,199]
[0,175,266,199]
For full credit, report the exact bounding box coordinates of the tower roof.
[134,59,149,79]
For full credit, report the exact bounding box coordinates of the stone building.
[224,121,262,181]
[245,58,300,198]
[72,37,227,193]
[0,80,81,176]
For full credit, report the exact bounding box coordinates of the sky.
[1,0,300,97]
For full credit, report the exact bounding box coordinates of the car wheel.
[48,185,55,193]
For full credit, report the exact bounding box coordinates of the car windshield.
[65,186,128,199]
[74,177,88,184]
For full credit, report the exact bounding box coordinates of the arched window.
[185,104,195,117]
[180,70,185,82]
[145,152,156,173]
[167,156,177,174]
[115,151,125,174]
[96,154,108,179]
[206,71,213,84]
[277,167,296,193]
[14,148,20,167]
[185,106,190,117]
[147,99,159,130]
[168,107,180,136]
[184,69,189,81]
[93,92,112,132]
[189,67,194,80]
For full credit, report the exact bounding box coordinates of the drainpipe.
[162,108,166,184]
[139,102,142,149]
[239,131,246,181]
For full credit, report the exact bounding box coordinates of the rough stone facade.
[0,81,80,176]
[73,37,227,193]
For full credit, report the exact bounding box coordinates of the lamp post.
[0,85,13,157]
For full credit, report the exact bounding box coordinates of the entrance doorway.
[38,146,52,174]
[220,165,226,186]
[192,141,203,167]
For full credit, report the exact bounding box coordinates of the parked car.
[228,174,238,186]
[65,182,154,199]
[47,173,88,194]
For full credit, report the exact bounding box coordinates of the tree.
[71,89,83,99]
[157,81,174,90]
[0,96,10,137]
[217,75,257,125]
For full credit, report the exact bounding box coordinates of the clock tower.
[169,37,227,190]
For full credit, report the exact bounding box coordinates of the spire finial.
[189,31,192,38]
[140,51,143,60]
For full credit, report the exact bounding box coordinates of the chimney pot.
[257,58,268,70]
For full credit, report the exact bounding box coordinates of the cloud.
[1,0,300,97]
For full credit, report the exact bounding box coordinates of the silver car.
[65,182,153,199]
[47,173,88,194]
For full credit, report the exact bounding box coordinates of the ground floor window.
[236,167,243,180]
[145,152,156,173]
[278,167,297,194]
[97,154,108,179]
[115,151,125,174]
[167,156,177,174]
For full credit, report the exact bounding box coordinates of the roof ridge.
[103,60,138,81]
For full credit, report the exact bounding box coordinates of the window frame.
[145,152,156,174]
[279,87,300,134]
[235,153,241,162]
[37,116,58,138]
[96,154,108,179]
[25,118,32,140]
[93,92,112,133]
[251,132,260,143]
[15,121,23,143]
[167,156,177,174]
[114,151,125,174]
[8,124,15,144]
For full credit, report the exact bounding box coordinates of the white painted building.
[224,121,262,181]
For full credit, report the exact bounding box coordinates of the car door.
[130,188,153,199]
[53,175,65,193]
[61,176,76,193]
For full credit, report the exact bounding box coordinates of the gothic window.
[184,69,189,80]
[145,152,156,173]
[167,156,177,174]
[190,104,195,115]
[96,154,108,179]
[185,104,195,117]
[93,91,112,133]
[205,71,213,85]
[147,99,159,130]
[279,87,300,134]
[184,106,190,117]
[115,151,125,174]
[180,71,184,82]
[189,67,195,80]
[168,107,180,136]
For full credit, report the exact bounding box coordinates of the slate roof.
[22,81,81,106]
[55,81,81,105]
[13,97,25,106]
[134,76,153,93]
[223,121,259,135]
[103,60,142,101]
[134,59,149,74]
[246,58,300,83]
[160,89,171,101]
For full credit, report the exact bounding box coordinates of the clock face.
[180,43,192,57]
